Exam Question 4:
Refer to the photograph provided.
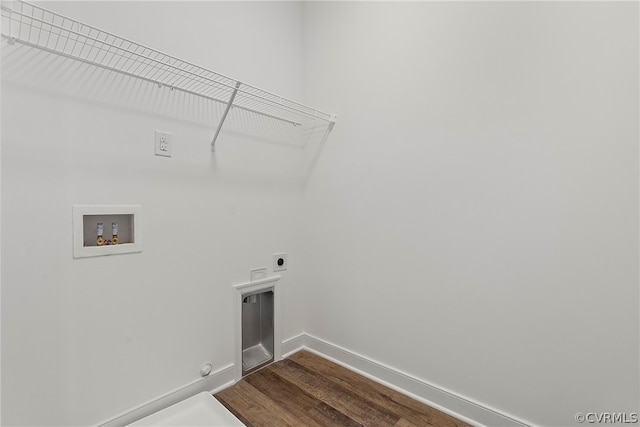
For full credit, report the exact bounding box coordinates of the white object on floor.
[126,392,244,426]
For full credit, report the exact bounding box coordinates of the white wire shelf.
[1,1,336,150]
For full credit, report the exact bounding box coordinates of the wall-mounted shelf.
[1,1,336,151]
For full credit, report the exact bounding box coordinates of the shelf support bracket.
[211,81,241,152]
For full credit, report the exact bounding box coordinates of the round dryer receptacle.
[273,252,287,271]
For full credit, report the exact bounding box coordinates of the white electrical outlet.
[155,130,172,157]
[273,253,287,272]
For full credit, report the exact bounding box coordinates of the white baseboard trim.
[95,363,235,427]
[282,333,531,427]
[281,332,307,358]
[97,333,532,427]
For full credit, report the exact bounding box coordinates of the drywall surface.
[1,2,309,425]
[300,2,639,426]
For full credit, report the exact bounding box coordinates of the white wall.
[1,2,309,425]
[300,2,639,427]
[2,2,639,427]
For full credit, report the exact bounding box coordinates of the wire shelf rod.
[0,33,301,127]
[2,3,236,83]
[3,4,332,123]
[2,0,336,148]
[4,9,240,93]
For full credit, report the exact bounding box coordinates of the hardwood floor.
[214,350,472,427]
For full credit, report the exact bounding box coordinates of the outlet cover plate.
[155,130,172,157]
[250,267,268,282]
[273,253,287,272]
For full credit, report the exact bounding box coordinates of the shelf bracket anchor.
[211,81,241,152]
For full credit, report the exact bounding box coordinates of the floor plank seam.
[214,350,472,427]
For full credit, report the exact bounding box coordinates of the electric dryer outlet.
[273,253,287,272]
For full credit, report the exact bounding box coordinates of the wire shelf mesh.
[1,0,335,129]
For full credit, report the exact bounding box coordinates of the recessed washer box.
[73,205,142,258]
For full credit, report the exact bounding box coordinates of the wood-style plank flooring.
[215,350,472,427]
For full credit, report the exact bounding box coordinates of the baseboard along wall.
[96,364,235,427]
[98,332,533,427]
[282,333,533,427]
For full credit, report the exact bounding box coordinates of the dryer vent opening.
[241,289,274,376]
